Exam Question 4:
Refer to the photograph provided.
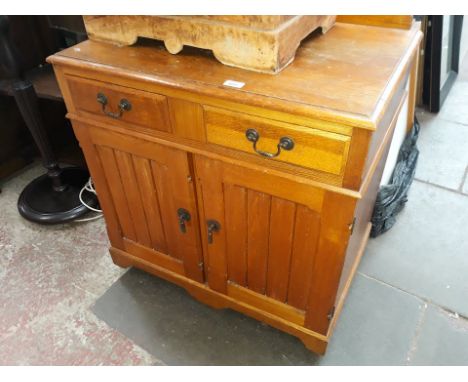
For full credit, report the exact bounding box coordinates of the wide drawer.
[66,76,171,133]
[204,106,351,176]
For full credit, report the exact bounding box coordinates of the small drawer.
[66,76,171,132]
[204,106,351,176]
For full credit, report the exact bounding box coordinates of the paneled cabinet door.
[194,155,356,335]
[74,122,204,283]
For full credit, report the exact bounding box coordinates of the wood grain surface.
[49,22,422,128]
[83,15,336,73]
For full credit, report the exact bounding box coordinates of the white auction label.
[223,79,245,89]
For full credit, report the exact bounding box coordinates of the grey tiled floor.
[1,61,468,366]
[355,75,468,364]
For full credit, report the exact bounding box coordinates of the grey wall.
[460,16,468,66]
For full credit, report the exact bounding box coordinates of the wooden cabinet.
[48,21,422,355]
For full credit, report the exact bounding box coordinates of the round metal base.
[17,167,98,224]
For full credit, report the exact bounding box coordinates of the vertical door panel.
[246,189,271,295]
[195,155,355,334]
[75,123,204,282]
[96,145,137,242]
[132,156,167,253]
[114,150,152,247]
[266,197,296,302]
[223,183,248,287]
[194,158,227,293]
[287,206,321,310]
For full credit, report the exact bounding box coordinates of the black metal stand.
[13,80,96,224]
[1,16,97,224]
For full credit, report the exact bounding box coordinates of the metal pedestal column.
[13,81,96,224]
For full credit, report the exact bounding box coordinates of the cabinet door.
[74,122,204,283]
[194,155,356,334]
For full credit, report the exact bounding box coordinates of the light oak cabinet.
[49,21,421,354]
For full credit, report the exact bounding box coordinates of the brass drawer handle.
[96,92,132,119]
[245,128,294,158]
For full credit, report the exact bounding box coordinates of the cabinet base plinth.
[109,247,133,268]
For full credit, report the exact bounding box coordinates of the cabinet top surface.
[49,22,421,127]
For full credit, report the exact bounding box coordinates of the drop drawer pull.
[97,92,132,119]
[245,128,294,158]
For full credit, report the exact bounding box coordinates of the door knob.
[206,219,221,244]
[177,208,191,233]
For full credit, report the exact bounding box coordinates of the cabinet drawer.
[66,76,171,132]
[204,106,351,176]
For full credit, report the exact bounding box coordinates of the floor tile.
[318,274,424,365]
[0,225,16,285]
[438,81,468,126]
[0,216,121,338]
[0,241,87,341]
[457,51,468,82]
[462,169,468,194]
[92,268,321,365]
[0,163,124,341]
[0,164,152,365]
[0,303,157,365]
[415,108,437,125]
[0,166,49,284]
[360,181,468,317]
[409,305,468,365]
[414,117,468,190]
[92,268,424,365]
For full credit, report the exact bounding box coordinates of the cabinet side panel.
[304,192,356,335]
[334,95,399,313]
[358,73,409,188]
